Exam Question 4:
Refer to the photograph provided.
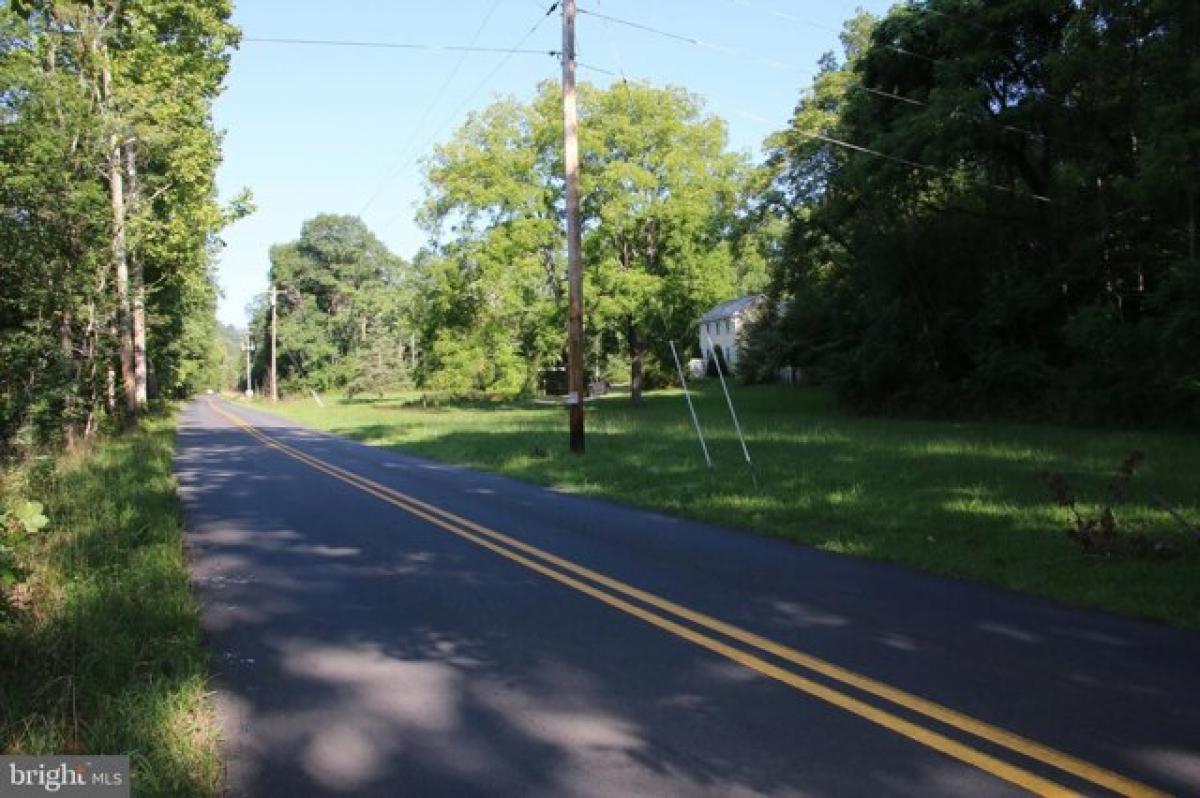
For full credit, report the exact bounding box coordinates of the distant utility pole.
[241,335,255,398]
[269,284,278,402]
[562,0,585,453]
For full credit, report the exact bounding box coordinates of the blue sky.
[213,0,893,327]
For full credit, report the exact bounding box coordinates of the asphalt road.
[174,398,1200,797]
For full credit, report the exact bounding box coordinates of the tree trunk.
[82,303,100,441]
[60,309,78,450]
[106,362,117,414]
[124,140,148,408]
[102,57,137,419]
[628,320,644,403]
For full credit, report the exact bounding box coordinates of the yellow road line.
[206,400,1164,797]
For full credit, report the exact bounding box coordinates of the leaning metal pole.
[705,331,758,488]
[669,340,713,470]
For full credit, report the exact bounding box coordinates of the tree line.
[12,1,1189,434]
[252,81,770,403]
[0,0,242,453]
[742,0,1200,423]
[256,1,1198,425]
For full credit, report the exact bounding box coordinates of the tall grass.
[0,412,220,796]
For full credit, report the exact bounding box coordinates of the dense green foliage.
[269,82,767,401]
[0,1,242,451]
[743,0,1200,424]
[416,81,764,399]
[266,3,1197,427]
[1,412,220,793]
[246,214,415,396]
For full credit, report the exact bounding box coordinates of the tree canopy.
[413,80,765,400]
[249,214,414,397]
[1,0,242,451]
[742,0,1200,424]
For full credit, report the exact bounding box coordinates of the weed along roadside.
[0,411,221,797]
[255,384,1200,628]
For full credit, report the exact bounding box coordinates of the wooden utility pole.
[269,285,278,401]
[562,0,586,452]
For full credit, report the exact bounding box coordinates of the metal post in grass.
[704,331,758,489]
[669,340,713,470]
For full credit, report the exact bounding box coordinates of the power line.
[574,56,1050,204]
[578,8,699,46]
[356,0,506,217]
[582,5,1057,150]
[376,2,561,232]
[240,35,556,57]
[718,0,936,62]
[721,0,1067,105]
[800,82,1053,146]
[795,130,1052,204]
[574,22,1053,206]
[593,0,631,86]
[576,61,619,77]
[578,7,805,75]
[578,7,938,107]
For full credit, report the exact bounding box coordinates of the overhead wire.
[586,0,724,354]
[240,3,564,226]
[243,0,1057,234]
[576,4,1055,203]
[795,130,1052,203]
[241,35,553,57]
[578,7,806,76]
[581,4,1047,142]
[719,0,936,61]
[376,1,562,232]
[355,0,507,217]
[718,0,1064,135]
[592,0,636,105]
[571,5,1051,205]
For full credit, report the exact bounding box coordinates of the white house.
[697,294,766,372]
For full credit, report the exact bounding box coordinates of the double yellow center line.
[206,400,1164,797]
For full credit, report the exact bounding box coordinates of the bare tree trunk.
[82,302,100,440]
[60,309,78,450]
[628,320,644,404]
[106,362,117,414]
[124,140,148,409]
[102,57,136,419]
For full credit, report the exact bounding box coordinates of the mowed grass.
[0,412,220,796]
[258,385,1200,627]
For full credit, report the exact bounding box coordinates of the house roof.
[697,293,766,323]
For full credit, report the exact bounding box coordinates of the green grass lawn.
[0,412,220,796]
[255,385,1200,627]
